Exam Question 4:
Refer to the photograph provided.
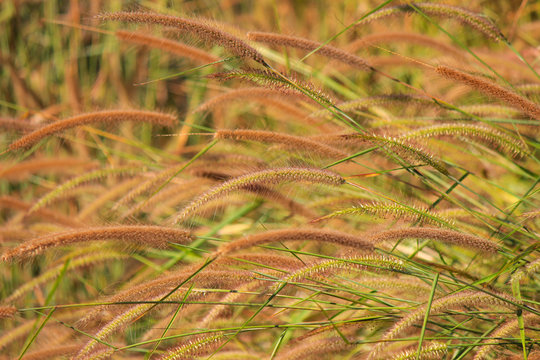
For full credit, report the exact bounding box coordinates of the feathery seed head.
[215,129,347,158]
[208,68,334,105]
[247,31,372,71]
[276,255,403,290]
[314,201,455,228]
[0,306,17,319]
[360,3,504,41]
[401,123,529,157]
[175,167,344,222]
[369,227,500,253]
[217,228,373,255]
[435,65,540,120]
[1,226,192,261]
[99,12,267,65]
[8,110,176,151]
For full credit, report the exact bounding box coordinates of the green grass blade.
[416,272,439,360]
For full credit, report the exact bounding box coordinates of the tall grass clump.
[0,1,538,359]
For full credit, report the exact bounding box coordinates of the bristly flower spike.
[175,167,345,222]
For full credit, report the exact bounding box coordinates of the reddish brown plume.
[2,226,192,261]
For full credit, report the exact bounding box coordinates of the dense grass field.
[0,1,539,359]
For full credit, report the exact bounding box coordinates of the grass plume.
[1,226,192,261]
[322,133,448,174]
[247,31,372,71]
[309,94,439,120]
[277,254,403,289]
[8,110,177,150]
[192,87,307,114]
[214,129,347,158]
[0,306,17,319]
[0,158,97,180]
[30,166,143,213]
[400,123,529,157]
[0,196,83,228]
[347,32,464,58]
[359,3,505,41]
[435,65,540,120]
[389,342,448,360]
[217,228,374,255]
[313,201,455,227]
[175,167,345,222]
[369,227,500,252]
[98,11,267,65]
[4,251,128,303]
[208,68,334,105]
[115,29,219,64]
[158,333,225,360]
[369,291,517,358]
